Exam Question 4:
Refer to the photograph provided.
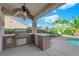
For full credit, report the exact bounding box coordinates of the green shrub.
[63,28,73,35]
[5,29,15,34]
[26,27,32,33]
[48,28,60,36]
[26,29,32,33]
[48,28,57,33]
[37,29,46,33]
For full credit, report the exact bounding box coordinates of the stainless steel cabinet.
[16,38,26,46]
[34,35,39,46]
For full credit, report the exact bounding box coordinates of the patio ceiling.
[0,3,64,19]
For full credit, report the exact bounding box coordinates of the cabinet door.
[42,36,50,49]
[35,35,39,46]
[26,35,34,44]
[39,36,50,50]
[3,36,16,49]
[16,38,26,46]
[6,38,12,44]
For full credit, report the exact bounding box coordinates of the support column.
[0,6,4,53]
[32,18,37,33]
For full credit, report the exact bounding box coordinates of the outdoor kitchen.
[3,32,51,50]
[0,3,63,55]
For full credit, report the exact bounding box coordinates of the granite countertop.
[2,33,50,36]
[3,34,15,36]
[25,33,33,35]
[26,33,50,36]
[34,33,50,36]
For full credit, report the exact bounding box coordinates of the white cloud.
[44,15,59,23]
[58,3,76,10]
[37,24,40,27]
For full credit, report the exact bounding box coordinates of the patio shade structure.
[0,3,65,33]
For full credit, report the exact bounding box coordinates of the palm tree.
[70,17,79,29]
[69,17,79,34]
[54,19,69,34]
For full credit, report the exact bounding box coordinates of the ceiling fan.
[13,3,34,20]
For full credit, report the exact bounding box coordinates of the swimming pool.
[67,38,79,46]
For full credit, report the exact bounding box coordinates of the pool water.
[67,38,79,46]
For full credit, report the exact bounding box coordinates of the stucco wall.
[4,16,31,29]
[0,6,4,52]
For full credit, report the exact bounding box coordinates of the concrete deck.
[51,37,79,56]
[0,37,79,56]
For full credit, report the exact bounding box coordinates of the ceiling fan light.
[22,12,27,19]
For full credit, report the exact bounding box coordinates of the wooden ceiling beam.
[34,3,65,19]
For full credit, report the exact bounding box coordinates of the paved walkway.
[0,37,79,56]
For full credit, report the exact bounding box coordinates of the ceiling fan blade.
[12,8,22,12]
[13,3,33,19]
[25,7,34,19]
[14,11,21,16]
[21,4,34,19]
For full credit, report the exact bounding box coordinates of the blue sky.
[14,3,79,28]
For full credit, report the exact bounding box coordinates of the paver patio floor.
[0,37,79,56]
